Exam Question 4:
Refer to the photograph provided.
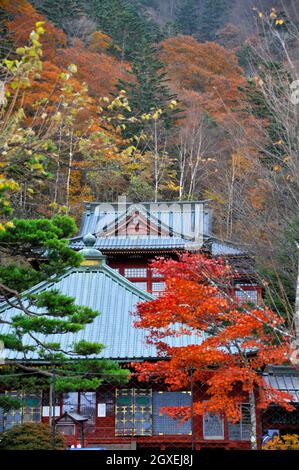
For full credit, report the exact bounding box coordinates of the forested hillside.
[0,0,298,318]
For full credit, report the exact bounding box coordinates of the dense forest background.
[0,0,299,318]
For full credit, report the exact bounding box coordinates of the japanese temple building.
[0,200,298,449]
[70,200,261,301]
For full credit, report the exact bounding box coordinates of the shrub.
[0,422,66,450]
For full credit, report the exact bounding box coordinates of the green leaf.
[16,47,26,56]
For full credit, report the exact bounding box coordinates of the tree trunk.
[295,243,299,339]
[249,391,258,450]
[53,123,63,207]
[290,244,299,365]
[154,121,159,203]
[65,131,74,213]
[49,382,53,424]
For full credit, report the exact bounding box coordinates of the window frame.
[203,412,225,440]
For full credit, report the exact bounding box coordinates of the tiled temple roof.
[69,235,245,255]
[0,238,202,361]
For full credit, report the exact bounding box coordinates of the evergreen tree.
[0,6,12,64]
[0,215,81,292]
[198,0,230,42]
[162,21,180,39]
[176,0,200,36]
[258,217,299,320]
[84,0,159,60]
[117,40,178,134]
[243,63,292,165]
[0,216,128,393]
[0,216,101,362]
[128,0,163,42]
[35,0,84,28]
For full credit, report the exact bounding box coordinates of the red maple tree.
[133,253,294,448]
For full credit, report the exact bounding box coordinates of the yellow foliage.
[166,182,181,192]
[263,434,299,450]
[231,152,253,173]
[88,31,113,53]
[203,190,225,205]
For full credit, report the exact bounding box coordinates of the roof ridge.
[102,264,154,300]
[0,267,75,314]
[0,264,154,316]
[83,200,211,207]
[93,204,195,241]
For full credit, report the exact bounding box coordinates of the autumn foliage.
[160,36,244,93]
[159,36,246,119]
[58,39,131,98]
[133,254,293,422]
[1,0,131,102]
[263,434,299,450]
[0,0,136,219]
[2,0,66,60]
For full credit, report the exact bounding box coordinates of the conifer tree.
[85,0,157,60]
[0,6,12,63]
[117,40,178,134]
[36,0,84,28]
[176,0,200,35]
[0,216,128,393]
[198,0,229,42]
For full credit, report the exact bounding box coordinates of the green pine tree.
[258,217,299,320]
[0,216,128,393]
[0,215,81,292]
[176,0,200,36]
[84,0,160,60]
[198,0,229,42]
[242,62,292,166]
[35,0,84,28]
[117,40,178,134]
[0,6,13,63]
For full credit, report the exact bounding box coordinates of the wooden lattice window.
[115,388,152,436]
[0,391,41,431]
[124,268,147,278]
[228,404,251,441]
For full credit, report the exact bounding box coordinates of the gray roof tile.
[69,236,244,255]
[262,373,299,402]
[70,236,189,250]
[79,201,211,239]
[0,264,202,361]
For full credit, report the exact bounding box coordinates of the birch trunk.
[249,391,258,450]
[65,131,74,213]
[295,243,299,340]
